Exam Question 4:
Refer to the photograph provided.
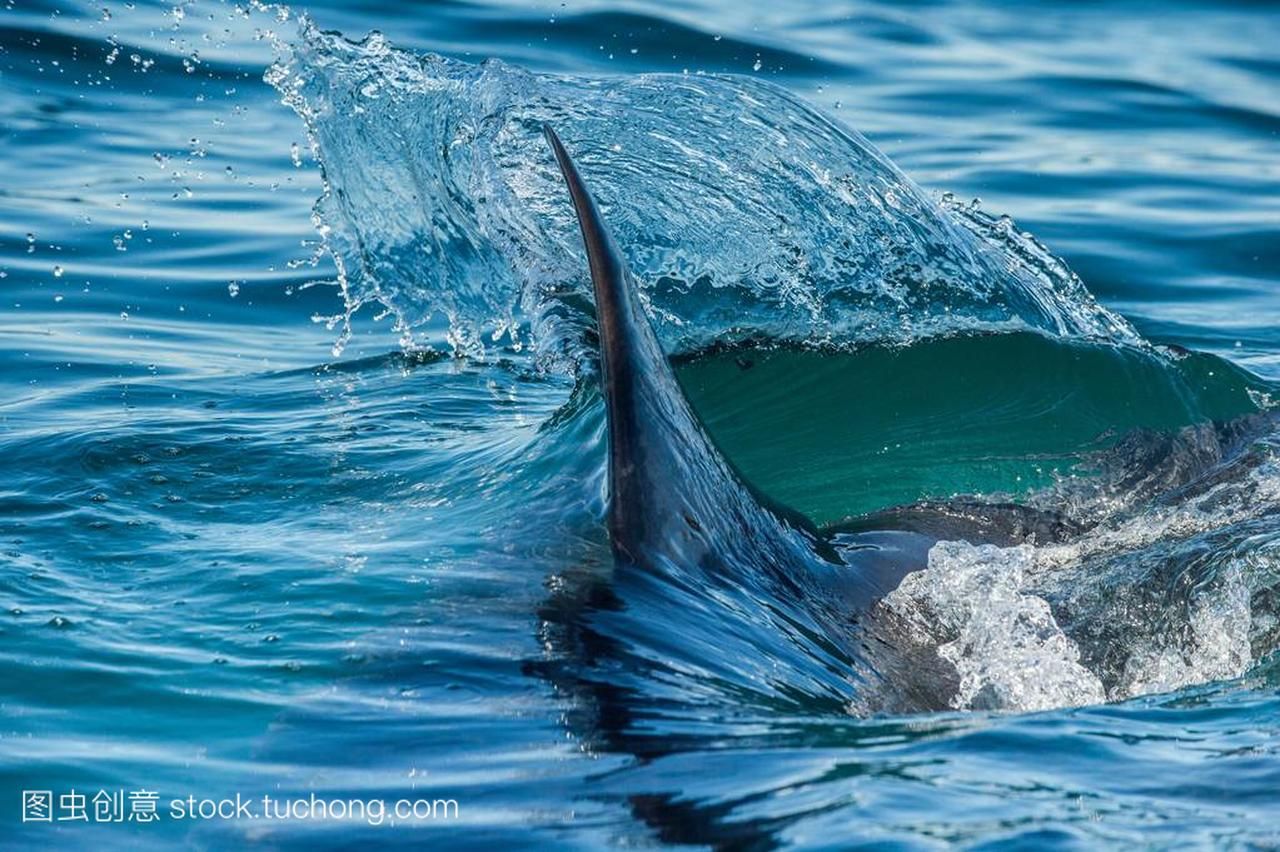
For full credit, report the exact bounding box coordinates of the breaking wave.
[261,16,1280,718]
[267,19,1139,363]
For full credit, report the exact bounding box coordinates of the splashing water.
[267,19,1139,362]
[881,428,1280,712]
[885,542,1107,712]
[254,14,1280,723]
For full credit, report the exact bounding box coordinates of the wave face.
[269,21,1138,361]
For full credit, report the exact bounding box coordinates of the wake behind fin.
[544,126,824,578]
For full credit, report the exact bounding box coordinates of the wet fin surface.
[544,126,833,589]
[545,126,937,611]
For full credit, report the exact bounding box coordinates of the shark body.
[544,126,1055,627]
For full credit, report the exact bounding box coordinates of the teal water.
[2,1,1279,848]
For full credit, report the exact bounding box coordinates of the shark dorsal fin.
[544,126,824,580]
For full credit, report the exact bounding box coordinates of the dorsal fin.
[545,126,815,577]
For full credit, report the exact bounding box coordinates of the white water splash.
[886,541,1104,712]
[880,446,1280,712]
[266,19,1141,364]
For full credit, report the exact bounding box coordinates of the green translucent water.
[682,333,1268,522]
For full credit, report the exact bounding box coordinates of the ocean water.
[2,0,1279,848]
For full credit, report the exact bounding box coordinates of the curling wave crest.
[268,20,1139,362]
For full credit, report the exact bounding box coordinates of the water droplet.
[752,58,763,71]
[227,281,240,298]
[52,265,64,277]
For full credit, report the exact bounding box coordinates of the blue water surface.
[2,0,1279,848]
